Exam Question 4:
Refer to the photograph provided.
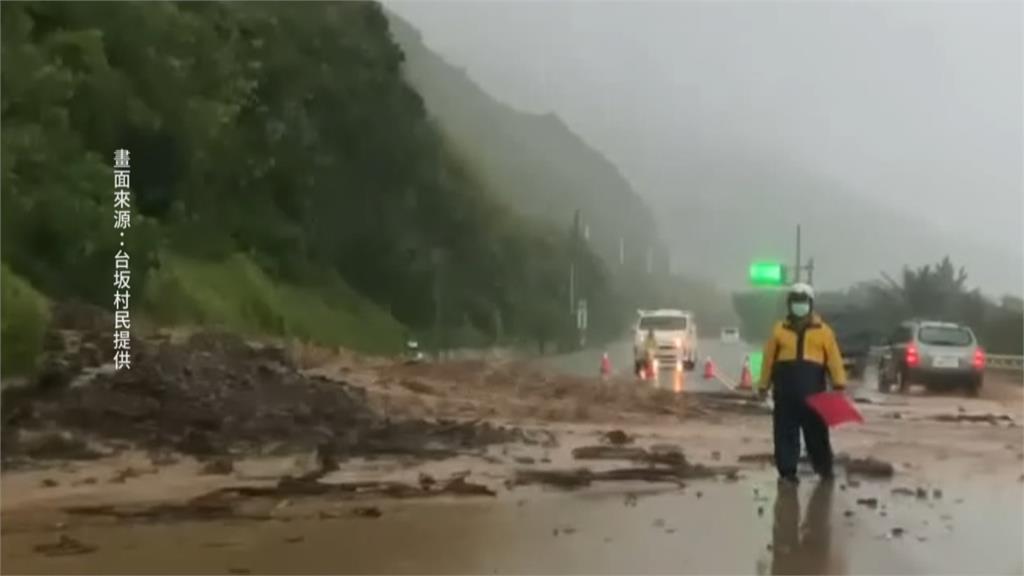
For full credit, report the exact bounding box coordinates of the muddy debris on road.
[109,466,156,484]
[62,472,498,524]
[856,497,879,509]
[3,328,548,468]
[352,506,383,519]
[572,444,691,467]
[737,452,776,464]
[736,451,896,478]
[603,429,634,446]
[65,500,243,523]
[572,445,654,461]
[33,534,98,557]
[932,413,1015,425]
[200,457,235,476]
[845,456,896,478]
[5,431,107,464]
[514,457,734,489]
[695,392,772,416]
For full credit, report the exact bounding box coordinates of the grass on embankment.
[1,263,51,377]
[143,253,406,355]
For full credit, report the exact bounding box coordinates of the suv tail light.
[906,344,920,367]
[972,348,985,370]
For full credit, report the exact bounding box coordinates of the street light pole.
[569,261,575,315]
[432,248,444,359]
[794,224,802,284]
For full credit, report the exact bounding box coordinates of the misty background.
[4,2,1022,378]
[387,0,1023,296]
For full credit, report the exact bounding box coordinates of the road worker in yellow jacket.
[758,282,847,484]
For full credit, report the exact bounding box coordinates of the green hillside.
[387,14,661,273]
[388,13,738,332]
[0,1,617,373]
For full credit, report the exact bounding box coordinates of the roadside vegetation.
[0,1,630,374]
[142,253,406,354]
[734,257,1022,354]
[0,265,51,377]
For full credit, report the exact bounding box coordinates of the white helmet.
[788,282,815,300]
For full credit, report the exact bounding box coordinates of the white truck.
[633,309,699,373]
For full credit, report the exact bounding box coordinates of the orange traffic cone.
[600,352,612,378]
[703,357,715,380]
[738,355,753,390]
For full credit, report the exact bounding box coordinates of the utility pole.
[790,225,816,285]
[569,210,580,315]
[431,248,444,359]
[794,224,802,284]
[568,262,575,315]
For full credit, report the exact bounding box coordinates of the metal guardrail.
[987,354,1024,372]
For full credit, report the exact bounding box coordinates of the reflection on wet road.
[6,474,1021,575]
[769,481,843,575]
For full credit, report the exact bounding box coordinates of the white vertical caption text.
[113,149,132,370]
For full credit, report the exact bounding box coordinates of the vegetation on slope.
[1,1,618,373]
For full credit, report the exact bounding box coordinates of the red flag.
[806,391,864,428]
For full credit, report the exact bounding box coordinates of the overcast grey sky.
[388,0,1023,294]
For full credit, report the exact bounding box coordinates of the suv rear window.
[917,326,973,347]
[639,316,687,331]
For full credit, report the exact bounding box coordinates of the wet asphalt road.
[5,341,1022,574]
[7,473,1021,574]
[544,338,759,393]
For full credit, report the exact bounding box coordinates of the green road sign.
[748,351,763,383]
[749,261,785,286]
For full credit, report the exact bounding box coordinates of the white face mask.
[790,302,811,318]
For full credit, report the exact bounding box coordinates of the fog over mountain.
[387,1,1023,296]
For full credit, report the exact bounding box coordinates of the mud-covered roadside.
[4,403,1022,574]
[2,304,1023,574]
[3,304,760,479]
[1,304,747,511]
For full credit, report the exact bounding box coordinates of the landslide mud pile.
[52,331,375,456]
[3,307,535,465]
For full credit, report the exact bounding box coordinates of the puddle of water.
[4,475,1021,574]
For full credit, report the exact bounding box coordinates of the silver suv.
[878,320,985,396]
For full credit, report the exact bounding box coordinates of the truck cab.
[633,309,698,372]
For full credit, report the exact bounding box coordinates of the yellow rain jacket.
[759,314,847,393]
